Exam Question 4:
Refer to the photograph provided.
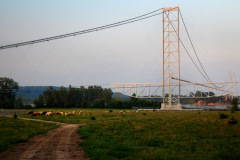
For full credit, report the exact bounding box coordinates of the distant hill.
[16,86,60,99]
[112,92,130,100]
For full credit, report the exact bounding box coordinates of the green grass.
[20,109,240,159]
[78,111,240,160]
[22,109,165,124]
[0,117,59,152]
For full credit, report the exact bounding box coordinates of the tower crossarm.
[111,83,163,98]
[171,77,239,96]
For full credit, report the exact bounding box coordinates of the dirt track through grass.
[0,118,90,160]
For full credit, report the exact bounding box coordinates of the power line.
[163,12,213,84]
[179,10,213,83]
[179,10,221,89]
[0,8,167,50]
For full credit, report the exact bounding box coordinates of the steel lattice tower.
[162,7,181,110]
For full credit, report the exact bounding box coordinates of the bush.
[231,106,239,112]
[230,98,239,111]
[13,112,17,119]
[219,113,229,119]
[109,110,113,113]
[91,116,96,120]
[228,116,238,125]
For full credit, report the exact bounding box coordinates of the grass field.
[77,111,240,160]
[0,117,59,152]
[18,109,240,159]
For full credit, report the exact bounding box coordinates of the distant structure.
[111,7,239,110]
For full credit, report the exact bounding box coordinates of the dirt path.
[0,118,90,160]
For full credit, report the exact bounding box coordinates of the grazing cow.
[36,112,43,116]
[120,111,124,114]
[43,111,47,115]
[105,111,109,113]
[72,111,75,114]
[45,112,53,116]
[67,112,73,116]
[54,112,63,115]
[28,111,34,115]
[65,113,67,116]
[79,111,82,114]
[31,112,37,116]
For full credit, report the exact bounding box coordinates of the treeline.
[34,85,162,109]
[34,85,113,108]
[0,77,19,109]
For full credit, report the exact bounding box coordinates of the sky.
[0,0,240,95]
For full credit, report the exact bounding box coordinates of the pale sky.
[0,0,240,95]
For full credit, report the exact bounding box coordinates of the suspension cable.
[163,12,215,86]
[179,10,221,88]
[179,10,213,83]
[0,8,168,50]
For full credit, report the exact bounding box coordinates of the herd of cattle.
[28,110,140,116]
[28,111,82,116]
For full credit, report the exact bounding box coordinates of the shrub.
[230,98,239,111]
[219,113,229,119]
[109,110,113,113]
[13,112,17,119]
[228,116,238,125]
[231,110,235,114]
[231,106,239,112]
[91,116,96,120]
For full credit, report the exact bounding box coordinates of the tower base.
[161,103,182,110]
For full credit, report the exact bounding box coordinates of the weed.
[219,113,229,119]
[91,116,96,121]
[13,112,17,119]
[231,110,235,114]
[228,116,238,125]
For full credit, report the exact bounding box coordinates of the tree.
[130,93,138,105]
[103,88,113,103]
[38,95,45,107]
[0,77,19,108]
[230,97,239,111]
[43,86,55,108]
[209,91,215,97]
[58,86,68,108]
[34,94,45,108]
[15,96,24,109]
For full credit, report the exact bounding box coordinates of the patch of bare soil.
[0,119,90,160]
